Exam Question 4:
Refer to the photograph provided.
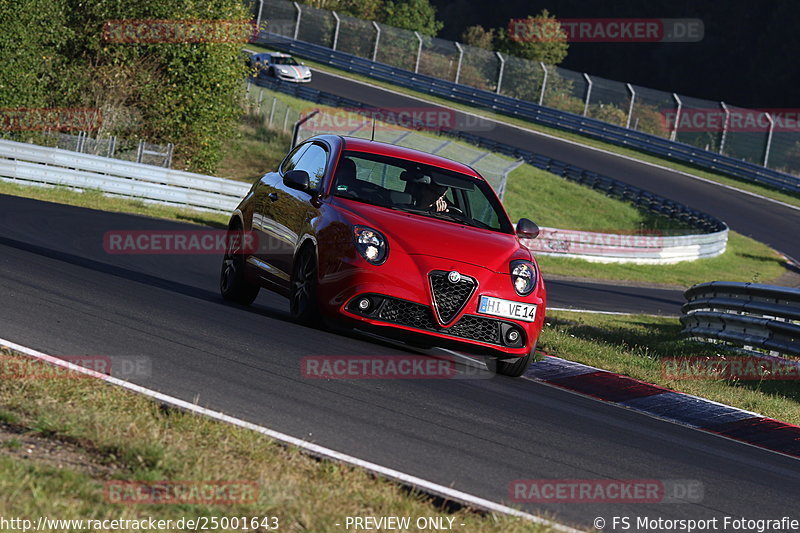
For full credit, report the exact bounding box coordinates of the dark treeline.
[431,0,800,108]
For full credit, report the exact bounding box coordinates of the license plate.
[478,296,537,322]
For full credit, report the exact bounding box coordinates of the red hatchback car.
[220,135,546,376]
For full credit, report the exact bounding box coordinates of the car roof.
[336,136,483,179]
[267,52,292,58]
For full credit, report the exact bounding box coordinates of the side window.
[280,144,308,174]
[293,143,328,190]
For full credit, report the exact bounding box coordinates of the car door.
[250,143,308,288]
[269,142,329,284]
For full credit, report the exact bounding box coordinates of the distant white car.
[251,52,312,83]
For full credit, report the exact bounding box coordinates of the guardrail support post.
[414,31,423,73]
[582,73,592,116]
[269,97,277,127]
[371,21,381,62]
[538,62,548,106]
[291,110,319,148]
[255,0,264,36]
[626,83,635,128]
[719,102,730,154]
[495,52,505,94]
[454,42,464,84]
[136,140,144,164]
[283,108,291,132]
[165,143,174,168]
[763,112,775,167]
[671,93,682,141]
[292,2,302,41]
[331,11,341,50]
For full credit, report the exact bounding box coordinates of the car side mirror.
[516,218,540,239]
[283,169,311,192]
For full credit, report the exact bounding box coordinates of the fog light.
[506,329,520,343]
[358,297,372,311]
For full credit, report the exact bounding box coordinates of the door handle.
[268,192,279,202]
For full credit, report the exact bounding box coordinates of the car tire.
[488,343,537,377]
[290,245,321,326]
[220,224,260,305]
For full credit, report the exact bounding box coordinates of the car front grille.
[429,270,477,324]
[375,297,504,346]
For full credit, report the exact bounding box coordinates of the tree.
[460,25,494,49]
[381,0,443,36]
[495,9,568,66]
[304,0,383,20]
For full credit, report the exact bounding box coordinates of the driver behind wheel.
[414,183,450,212]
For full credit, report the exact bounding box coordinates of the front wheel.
[290,246,321,326]
[220,226,260,305]
[488,343,537,377]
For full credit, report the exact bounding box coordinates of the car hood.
[276,65,310,77]
[334,198,530,273]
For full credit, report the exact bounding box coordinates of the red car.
[220,135,546,376]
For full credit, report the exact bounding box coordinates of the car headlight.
[510,260,536,296]
[353,226,388,265]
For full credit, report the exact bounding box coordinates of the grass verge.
[248,44,800,210]
[0,347,558,532]
[540,310,800,426]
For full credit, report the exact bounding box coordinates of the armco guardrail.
[256,32,800,196]
[524,227,727,265]
[0,139,248,213]
[681,282,800,358]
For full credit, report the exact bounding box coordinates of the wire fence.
[252,0,800,177]
[36,131,174,167]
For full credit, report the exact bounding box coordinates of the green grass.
[248,43,800,210]
[217,115,293,183]
[540,310,800,426]
[536,232,786,287]
[0,348,560,532]
[504,164,690,232]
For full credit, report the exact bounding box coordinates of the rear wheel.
[290,246,321,326]
[220,224,259,305]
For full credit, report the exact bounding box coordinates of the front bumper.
[318,256,545,357]
[277,72,312,83]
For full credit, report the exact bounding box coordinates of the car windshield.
[332,150,513,233]
[272,56,299,65]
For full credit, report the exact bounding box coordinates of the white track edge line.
[311,66,800,213]
[0,337,584,533]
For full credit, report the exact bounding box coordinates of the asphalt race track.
[1,195,799,530]
[308,70,800,260]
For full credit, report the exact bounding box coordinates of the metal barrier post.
[371,21,381,62]
[283,108,291,132]
[763,112,775,167]
[331,11,341,50]
[626,83,635,129]
[269,97,277,127]
[454,42,464,84]
[671,93,682,141]
[538,62,548,106]
[255,0,264,35]
[292,2,302,41]
[291,110,319,148]
[583,73,592,116]
[414,32,423,73]
[719,102,730,154]
[495,52,505,94]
